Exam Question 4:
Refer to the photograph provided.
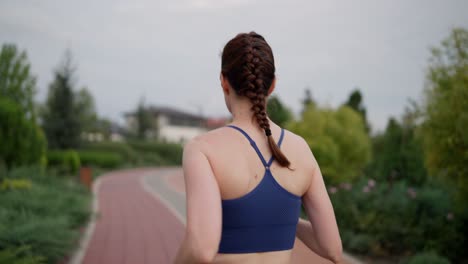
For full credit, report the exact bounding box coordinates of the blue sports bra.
[218,125,302,253]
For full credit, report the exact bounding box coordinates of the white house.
[124,105,230,144]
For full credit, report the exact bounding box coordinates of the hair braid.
[221,31,292,168]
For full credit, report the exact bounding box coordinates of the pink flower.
[328,186,338,194]
[407,187,417,199]
[362,186,370,193]
[447,212,454,221]
[339,182,352,190]
[368,179,376,188]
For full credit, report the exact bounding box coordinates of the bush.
[128,141,183,165]
[0,245,45,264]
[77,150,123,168]
[0,97,47,170]
[65,150,81,174]
[137,152,168,166]
[330,177,458,259]
[404,252,451,264]
[80,140,183,167]
[48,149,124,169]
[0,166,91,263]
[0,178,32,191]
[346,233,373,254]
[287,105,371,184]
[47,150,81,174]
[81,141,137,163]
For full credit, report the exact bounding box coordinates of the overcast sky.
[1,0,467,132]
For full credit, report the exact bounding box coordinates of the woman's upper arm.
[301,140,342,257]
[182,138,222,254]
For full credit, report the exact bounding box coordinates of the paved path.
[78,167,363,264]
[81,168,184,264]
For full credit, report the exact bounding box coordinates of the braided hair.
[221,32,291,168]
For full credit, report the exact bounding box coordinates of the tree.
[365,115,426,186]
[267,95,293,127]
[343,88,370,133]
[75,86,98,132]
[300,87,316,115]
[0,44,46,170]
[42,50,81,149]
[136,98,152,140]
[288,104,371,184]
[419,28,468,207]
[0,44,36,120]
[0,97,46,170]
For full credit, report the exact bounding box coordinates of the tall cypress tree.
[42,50,81,149]
[344,88,371,133]
[136,97,152,140]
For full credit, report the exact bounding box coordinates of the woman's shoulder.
[282,129,312,153]
[183,127,228,154]
[280,129,317,171]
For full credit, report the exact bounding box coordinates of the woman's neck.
[229,99,271,131]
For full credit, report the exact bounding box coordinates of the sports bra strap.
[266,127,285,166]
[226,125,285,168]
[226,125,268,167]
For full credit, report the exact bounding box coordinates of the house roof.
[124,105,205,121]
[149,106,205,121]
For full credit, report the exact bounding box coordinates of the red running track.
[82,169,184,264]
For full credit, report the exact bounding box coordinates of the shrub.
[0,97,47,170]
[47,150,81,174]
[404,252,451,264]
[346,233,373,254]
[128,141,183,165]
[64,150,81,174]
[81,141,137,163]
[80,140,183,166]
[0,166,91,263]
[0,178,32,191]
[0,245,45,264]
[77,150,123,168]
[287,105,371,184]
[330,178,457,259]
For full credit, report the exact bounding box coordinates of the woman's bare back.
[195,121,315,263]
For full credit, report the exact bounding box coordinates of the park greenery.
[288,102,371,184]
[0,44,183,263]
[0,27,467,263]
[281,28,466,263]
[0,167,91,264]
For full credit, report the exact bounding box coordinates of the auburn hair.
[221,31,292,168]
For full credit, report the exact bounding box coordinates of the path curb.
[140,170,186,225]
[67,174,104,264]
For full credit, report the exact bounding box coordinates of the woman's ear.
[220,73,229,95]
[267,78,276,96]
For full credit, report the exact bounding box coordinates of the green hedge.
[47,140,183,170]
[48,150,122,170]
[81,142,137,163]
[128,141,183,165]
[81,141,183,167]
[77,150,123,168]
[47,150,80,174]
[0,166,91,263]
